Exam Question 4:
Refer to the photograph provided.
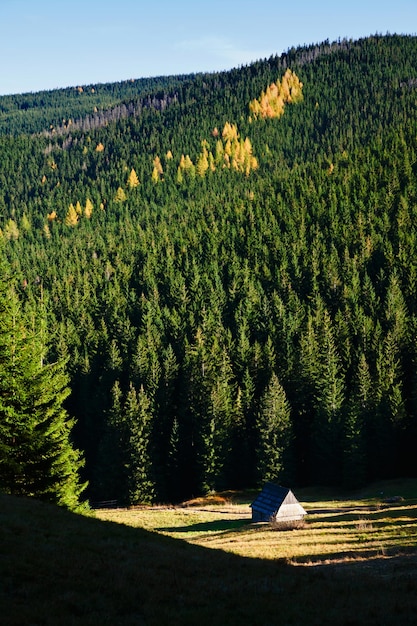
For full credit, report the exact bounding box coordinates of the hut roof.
[250,483,307,522]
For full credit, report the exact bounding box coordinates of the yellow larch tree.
[223,127,235,169]
[242,137,258,176]
[127,168,140,189]
[196,151,209,177]
[208,151,216,172]
[218,123,258,174]
[152,155,164,183]
[84,198,94,218]
[173,122,258,184]
[222,122,239,142]
[65,203,79,227]
[114,187,127,203]
[177,154,195,182]
[231,140,242,171]
[215,139,224,166]
[196,141,210,177]
[282,68,303,103]
[249,69,303,120]
[4,219,19,240]
[184,154,195,177]
[151,167,160,184]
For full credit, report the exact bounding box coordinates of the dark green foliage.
[125,383,155,504]
[0,254,87,511]
[2,34,417,502]
[256,373,294,484]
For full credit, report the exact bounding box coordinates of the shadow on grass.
[157,518,251,533]
[289,544,417,565]
[309,503,417,526]
[3,493,417,626]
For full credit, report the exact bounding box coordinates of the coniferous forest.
[1,34,417,508]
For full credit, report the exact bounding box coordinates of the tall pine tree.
[256,373,293,485]
[0,256,87,511]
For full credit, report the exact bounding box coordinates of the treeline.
[0,74,193,136]
[1,34,417,505]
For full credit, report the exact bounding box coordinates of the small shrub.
[355,518,373,532]
[183,494,229,507]
[356,518,374,542]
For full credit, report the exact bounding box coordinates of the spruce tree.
[125,383,155,504]
[94,380,126,502]
[256,373,293,484]
[0,259,87,511]
[342,353,370,489]
[311,308,345,484]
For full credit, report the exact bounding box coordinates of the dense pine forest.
[1,34,417,508]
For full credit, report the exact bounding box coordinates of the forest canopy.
[1,34,417,505]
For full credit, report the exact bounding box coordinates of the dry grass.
[96,480,417,565]
[3,478,417,625]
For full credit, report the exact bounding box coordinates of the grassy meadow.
[2,479,417,625]
[96,479,417,563]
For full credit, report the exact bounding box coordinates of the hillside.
[0,74,195,136]
[2,489,417,625]
[1,34,417,505]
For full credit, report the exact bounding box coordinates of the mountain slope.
[1,34,417,502]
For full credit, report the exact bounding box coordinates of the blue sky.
[0,0,416,95]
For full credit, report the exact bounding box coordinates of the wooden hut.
[250,483,307,523]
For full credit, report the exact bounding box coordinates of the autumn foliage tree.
[249,69,303,119]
